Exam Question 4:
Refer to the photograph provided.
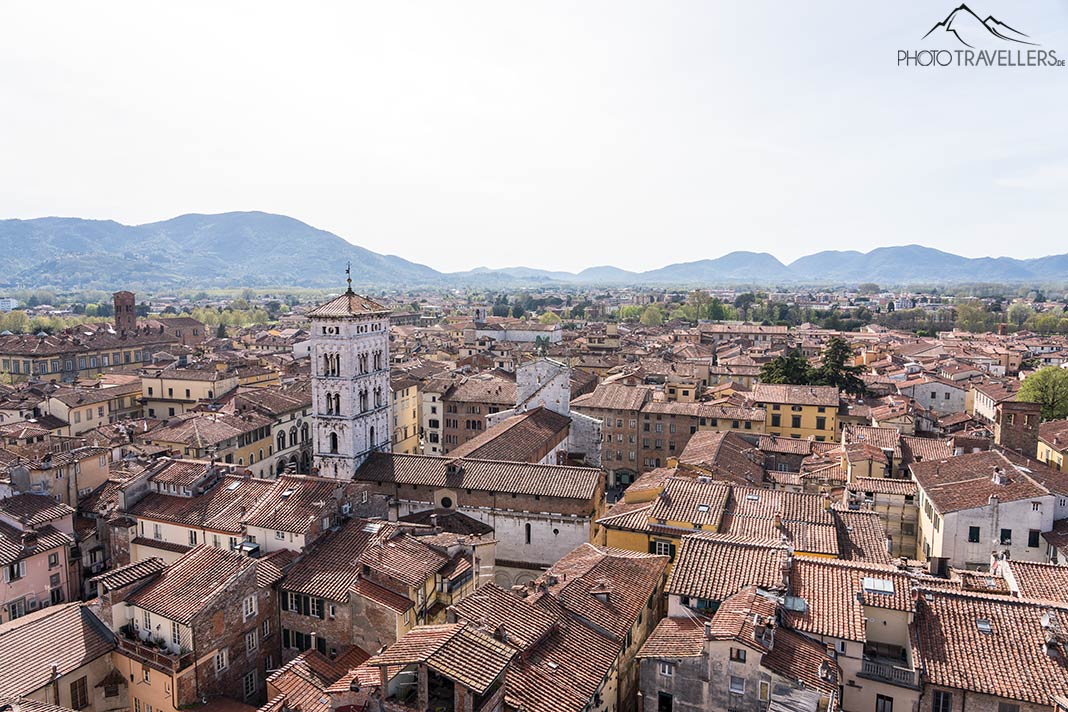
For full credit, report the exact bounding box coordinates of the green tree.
[511,304,525,319]
[857,283,880,295]
[734,293,756,321]
[539,312,562,325]
[812,337,866,395]
[954,300,995,333]
[759,348,814,385]
[1018,367,1068,421]
[1006,302,1034,329]
[639,305,664,327]
[216,323,227,338]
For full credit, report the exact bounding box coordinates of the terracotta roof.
[677,431,765,485]
[636,616,707,658]
[912,590,1068,705]
[785,558,910,642]
[357,532,448,588]
[649,478,730,530]
[127,546,258,623]
[1039,419,1068,451]
[263,647,368,712]
[1005,560,1068,604]
[832,509,893,564]
[762,626,840,695]
[0,493,74,526]
[847,477,918,497]
[667,535,790,602]
[452,583,558,652]
[357,452,603,502]
[571,383,652,412]
[447,407,571,463]
[595,499,653,533]
[90,557,167,591]
[307,291,389,318]
[706,586,777,651]
[0,522,73,567]
[911,450,1052,513]
[130,475,277,533]
[397,508,494,536]
[0,603,115,698]
[282,518,397,601]
[751,384,839,407]
[543,544,668,641]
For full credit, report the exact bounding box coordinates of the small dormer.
[589,578,613,604]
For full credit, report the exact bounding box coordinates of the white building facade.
[309,285,392,480]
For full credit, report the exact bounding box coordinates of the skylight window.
[696,504,710,513]
[745,494,760,502]
[976,619,992,634]
[861,577,895,595]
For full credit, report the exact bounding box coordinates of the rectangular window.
[876,695,894,712]
[70,676,89,710]
[658,661,675,677]
[791,415,801,429]
[1000,528,1012,545]
[729,676,745,695]
[275,530,285,540]
[998,704,1020,712]
[1028,529,1040,548]
[171,621,182,647]
[48,552,59,568]
[215,648,229,671]
[262,619,271,637]
[932,691,952,712]
[243,595,257,620]
[729,647,746,662]
[246,629,258,652]
[243,670,257,699]
[815,416,826,430]
[968,526,980,543]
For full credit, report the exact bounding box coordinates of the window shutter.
[2,568,8,584]
[316,636,326,654]
[648,541,657,554]
[669,544,676,563]
[281,593,288,611]
[18,562,26,577]
[282,629,290,649]
[317,600,325,620]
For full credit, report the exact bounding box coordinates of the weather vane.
[346,261,352,293]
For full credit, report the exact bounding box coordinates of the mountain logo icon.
[923,4,1037,48]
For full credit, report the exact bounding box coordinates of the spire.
[345,262,353,294]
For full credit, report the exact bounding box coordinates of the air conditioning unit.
[27,598,38,611]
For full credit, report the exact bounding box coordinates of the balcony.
[859,657,919,689]
[117,626,194,672]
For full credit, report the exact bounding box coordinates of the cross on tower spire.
[345,262,353,294]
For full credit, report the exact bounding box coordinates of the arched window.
[249,453,255,464]
[374,387,381,408]
[333,394,341,414]
[325,393,334,415]
[276,431,286,452]
[359,390,368,412]
[301,423,309,443]
[289,427,297,448]
[322,353,331,376]
[258,448,263,461]
[369,426,376,449]
[525,523,532,544]
[329,432,339,454]
[276,459,287,475]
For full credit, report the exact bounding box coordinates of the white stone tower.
[309,271,392,479]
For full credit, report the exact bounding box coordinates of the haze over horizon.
[2,1,1067,273]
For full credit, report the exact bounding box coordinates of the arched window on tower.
[369,426,376,449]
[276,431,286,453]
[333,393,341,414]
[301,423,309,443]
[325,393,334,415]
[374,387,381,408]
[373,351,382,370]
[322,353,331,376]
[329,432,339,454]
[525,523,532,544]
[359,390,368,412]
[289,427,297,448]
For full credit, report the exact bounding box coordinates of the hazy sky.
[2,1,1066,273]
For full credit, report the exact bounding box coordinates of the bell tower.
[309,268,392,479]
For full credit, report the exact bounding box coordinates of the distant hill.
[0,212,439,289]
[2,212,1066,289]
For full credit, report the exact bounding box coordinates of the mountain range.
[2,211,1066,290]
